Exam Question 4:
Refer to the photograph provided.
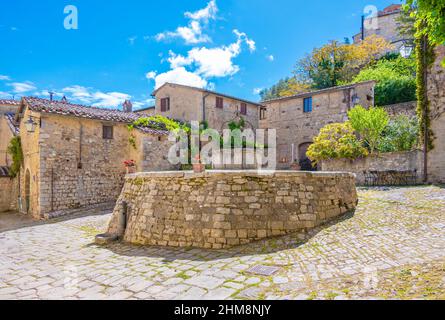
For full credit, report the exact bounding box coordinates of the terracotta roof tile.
[23,97,169,135]
[5,112,19,136]
[0,166,10,177]
[0,99,21,106]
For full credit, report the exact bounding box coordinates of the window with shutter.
[303,97,313,113]
[240,103,247,115]
[160,98,170,112]
[260,107,267,120]
[102,125,113,139]
[216,97,223,109]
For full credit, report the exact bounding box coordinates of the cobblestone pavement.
[1,186,444,300]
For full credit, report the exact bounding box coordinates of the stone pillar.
[427,46,445,183]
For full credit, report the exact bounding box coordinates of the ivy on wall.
[7,136,23,178]
[415,23,436,151]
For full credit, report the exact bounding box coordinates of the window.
[260,107,267,120]
[102,125,113,139]
[240,103,247,115]
[160,97,170,112]
[216,97,224,109]
[303,97,313,113]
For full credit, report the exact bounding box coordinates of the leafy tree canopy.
[352,54,417,105]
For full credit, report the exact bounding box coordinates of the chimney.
[61,96,68,103]
[123,100,133,112]
[49,91,55,102]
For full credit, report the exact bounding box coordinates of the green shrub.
[353,55,416,105]
[307,122,368,164]
[378,115,419,152]
[7,136,23,178]
[348,105,390,153]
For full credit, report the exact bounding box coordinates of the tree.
[352,55,417,105]
[259,77,310,101]
[294,35,394,89]
[407,0,445,66]
[347,105,390,153]
[306,122,368,164]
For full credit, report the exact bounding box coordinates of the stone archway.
[298,142,316,171]
[25,169,31,214]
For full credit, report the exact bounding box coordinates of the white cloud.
[266,55,274,61]
[7,81,36,93]
[154,67,207,89]
[155,0,217,44]
[63,85,93,104]
[233,29,256,52]
[0,75,11,81]
[62,85,130,107]
[185,0,217,21]
[0,91,12,99]
[92,92,131,107]
[165,29,256,78]
[253,88,263,95]
[128,36,137,45]
[145,71,157,80]
[133,98,156,109]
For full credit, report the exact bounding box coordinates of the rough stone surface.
[12,106,174,219]
[0,177,13,212]
[106,171,357,248]
[428,45,445,184]
[0,186,444,300]
[260,81,375,169]
[321,150,423,185]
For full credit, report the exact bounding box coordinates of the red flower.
[124,160,136,167]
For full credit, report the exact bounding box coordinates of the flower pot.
[193,163,206,173]
[290,163,301,171]
[126,166,136,174]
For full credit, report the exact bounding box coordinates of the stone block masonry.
[106,171,358,249]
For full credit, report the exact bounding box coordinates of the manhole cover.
[246,265,280,276]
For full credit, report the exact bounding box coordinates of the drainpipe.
[201,93,210,154]
[422,36,428,183]
[202,93,210,124]
[361,15,365,41]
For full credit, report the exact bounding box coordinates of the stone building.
[134,106,156,117]
[0,99,21,166]
[152,83,263,131]
[260,81,375,169]
[3,97,174,218]
[427,46,445,184]
[353,4,410,53]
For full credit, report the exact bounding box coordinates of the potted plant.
[290,161,301,171]
[192,154,206,173]
[124,159,136,174]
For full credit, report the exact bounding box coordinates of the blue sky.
[0,0,402,109]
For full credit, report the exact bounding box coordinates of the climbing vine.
[415,22,436,150]
[7,136,23,178]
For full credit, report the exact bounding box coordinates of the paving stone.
[184,275,225,290]
[0,186,444,300]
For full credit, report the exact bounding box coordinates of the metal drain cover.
[246,265,280,276]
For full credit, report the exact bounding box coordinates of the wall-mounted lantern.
[400,40,414,59]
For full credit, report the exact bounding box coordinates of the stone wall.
[106,171,357,249]
[154,83,260,131]
[320,150,423,185]
[18,111,174,219]
[260,81,375,169]
[428,46,445,184]
[0,177,13,212]
[0,115,14,166]
[383,101,417,117]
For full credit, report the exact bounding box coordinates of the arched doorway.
[298,142,316,171]
[25,169,31,214]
